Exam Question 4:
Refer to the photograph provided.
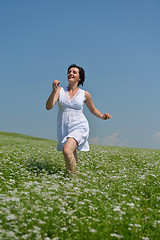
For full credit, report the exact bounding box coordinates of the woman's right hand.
[46,80,61,110]
[52,80,60,92]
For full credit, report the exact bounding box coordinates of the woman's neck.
[68,83,78,91]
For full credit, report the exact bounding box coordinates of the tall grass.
[0,132,160,240]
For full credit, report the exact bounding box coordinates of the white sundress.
[57,86,90,151]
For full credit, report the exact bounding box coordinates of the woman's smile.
[67,67,80,83]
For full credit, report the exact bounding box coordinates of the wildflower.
[140,175,145,180]
[61,227,68,231]
[6,214,17,221]
[33,226,41,233]
[150,174,156,178]
[90,229,97,233]
[113,206,121,212]
[110,233,124,238]
[5,231,16,238]
[132,196,140,201]
[135,224,141,228]
[127,203,134,208]
[22,234,30,239]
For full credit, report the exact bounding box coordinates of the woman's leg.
[63,137,78,174]
[73,150,78,163]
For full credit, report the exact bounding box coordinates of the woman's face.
[67,67,80,84]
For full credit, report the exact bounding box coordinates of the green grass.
[0,132,160,240]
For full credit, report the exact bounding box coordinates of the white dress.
[57,86,90,151]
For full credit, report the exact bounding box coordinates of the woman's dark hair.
[67,64,85,86]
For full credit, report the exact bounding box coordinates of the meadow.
[0,132,160,240]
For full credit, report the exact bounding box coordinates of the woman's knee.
[63,144,71,157]
[63,138,78,156]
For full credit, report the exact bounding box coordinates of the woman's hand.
[46,80,61,110]
[52,80,60,92]
[102,113,112,120]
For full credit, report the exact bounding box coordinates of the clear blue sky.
[0,0,160,149]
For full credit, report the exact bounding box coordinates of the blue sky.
[0,0,160,149]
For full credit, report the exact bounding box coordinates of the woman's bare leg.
[73,150,78,163]
[63,138,78,175]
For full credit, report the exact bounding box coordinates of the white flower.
[113,206,121,212]
[90,229,97,233]
[150,174,156,178]
[61,227,67,231]
[110,233,124,238]
[127,203,134,208]
[135,224,141,228]
[33,226,41,233]
[79,201,85,205]
[140,175,145,180]
[132,196,140,201]
[5,231,16,238]
[22,234,30,239]
[6,214,17,221]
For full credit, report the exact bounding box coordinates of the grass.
[0,132,160,240]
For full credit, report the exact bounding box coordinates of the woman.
[46,64,112,175]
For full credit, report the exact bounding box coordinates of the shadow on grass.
[26,156,63,175]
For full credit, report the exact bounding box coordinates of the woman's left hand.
[102,113,112,120]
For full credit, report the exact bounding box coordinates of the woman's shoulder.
[58,86,68,97]
[79,88,87,93]
[61,86,68,92]
[58,86,66,93]
[79,88,87,96]
[84,90,91,98]
[82,90,91,101]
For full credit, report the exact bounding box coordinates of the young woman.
[46,64,112,175]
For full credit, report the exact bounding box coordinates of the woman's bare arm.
[85,91,112,120]
[46,80,61,110]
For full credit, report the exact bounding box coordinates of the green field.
[0,132,160,240]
